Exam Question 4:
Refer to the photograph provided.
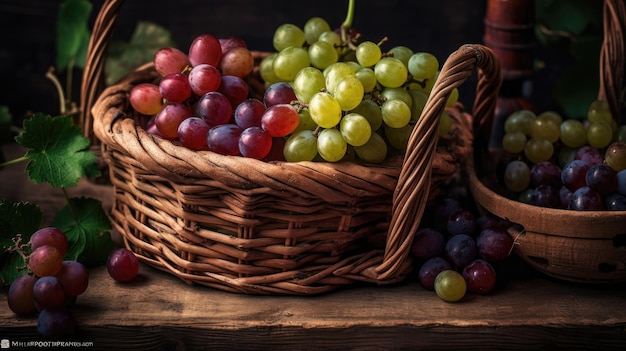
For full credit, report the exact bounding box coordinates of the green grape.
[381,87,412,109]
[586,121,613,148]
[317,128,347,162]
[309,92,342,128]
[502,131,527,154]
[354,132,388,163]
[345,61,361,72]
[284,130,318,162]
[308,41,338,70]
[439,111,452,136]
[530,118,560,143]
[384,123,413,151]
[356,67,377,93]
[317,31,342,55]
[446,87,459,107]
[408,52,439,81]
[408,89,428,121]
[259,53,280,84]
[524,138,553,164]
[504,160,531,192]
[351,99,383,131]
[374,57,408,88]
[356,41,382,67]
[388,46,413,67]
[334,77,364,111]
[325,62,357,95]
[434,270,466,302]
[588,109,613,125]
[558,146,577,167]
[303,17,331,44]
[340,113,372,146]
[537,111,563,126]
[504,110,536,135]
[588,99,610,112]
[293,67,325,104]
[382,99,411,128]
[518,189,534,204]
[273,46,310,81]
[293,108,318,133]
[273,24,306,51]
[559,119,587,148]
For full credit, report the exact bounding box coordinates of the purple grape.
[417,256,453,290]
[605,193,626,211]
[196,91,233,126]
[431,198,463,232]
[37,308,77,340]
[618,169,626,195]
[559,186,572,209]
[33,276,66,310]
[234,98,266,129]
[462,259,497,294]
[476,228,515,262]
[263,82,297,107]
[575,145,603,165]
[206,124,243,156]
[178,117,211,151]
[585,163,617,196]
[444,234,477,268]
[530,161,562,188]
[446,209,476,237]
[218,75,249,109]
[529,184,560,208]
[476,213,509,232]
[568,186,603,210]
[561,160,590,191]
[410,228,446,260]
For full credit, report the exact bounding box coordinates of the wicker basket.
[80,0,502,294]
[468,0,626,284]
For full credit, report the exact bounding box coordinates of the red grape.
[219,46,254,78]
[585,163,617,196]
[462,259,497,294]
[574,145,603,165]
[196,91,233,126]
[129,83,164,115]
[561,160,590,191]
[234,98,266,129]
[263,82,297,107]
[33,276,66,310]
[28,245,63,277]
[265,137,287,162]
[154,47,190,76]
[188,64,221,96]
[178,117,211,151]
[476,228,514,262]
[261,104,300,137]
[55,261,89,296]
[207,124,243,156]
[155,103,193,140]
[219,36,247,53]
[30,227,68,257]
[7,274,37,316]
[218,75,249,108]
[107,248,140,283]
[188,34,222,67]
[159,73,192,103]
[239,127,272,160]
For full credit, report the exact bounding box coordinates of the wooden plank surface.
[1,143,626,350]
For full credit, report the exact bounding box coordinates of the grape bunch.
[411,196,515,302]
[262,17,458,163]
[6,227,88,339]
[500,100,626,211]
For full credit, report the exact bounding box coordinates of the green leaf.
[56,0,92,70]
[15,113,100,188]
[106,21,177,85]
[0,199,43,285]
[53,197,113,266]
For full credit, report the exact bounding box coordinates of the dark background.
[0,0,555,126]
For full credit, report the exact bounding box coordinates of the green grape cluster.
[261,17,459,163]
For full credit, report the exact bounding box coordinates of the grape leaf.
[53,197,114,266]
[0,199,43,285]
[15,113,100,188]
[56,0,92,70]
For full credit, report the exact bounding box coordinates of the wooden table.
[1,143,625,350]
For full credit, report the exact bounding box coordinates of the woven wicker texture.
[83,0,501,294]
[469,0,626,284]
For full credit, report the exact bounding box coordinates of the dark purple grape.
[410,228,446,260]
[178,117,211,151]
[568,186,603,210]
[559,186,572,209]
[446,209,476,237]
[196,91,233,126]
[33,276,66,310]
[206,124,243,156]
[444,234,477,268]
[56,261,89,296]
[37,308,77,340]
[263,82,297,107]
[618,169,626,195]
[585,163,617,196]
[239,127,272,160]
[476,214,509,232]
[417,256,453,290]
[575,145,603,165]
[530,161,562,188]
[529,184,560,208]
[7,274,37,316]
[462,259,497,294]
[561,160,590,191]
[234,98,266,129]
[605,193,626,211]
[476,228,515,262]
[218,75,249,109]
[431,198,463,232]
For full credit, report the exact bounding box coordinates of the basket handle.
[599,0,625,125]
[80,0,125,144]
[376,44,502,279]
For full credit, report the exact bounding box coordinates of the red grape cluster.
[411,198,515,302]
[6,227,87,339]
[130,34,297,161]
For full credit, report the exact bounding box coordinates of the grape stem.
[341,0,356,40]
[46,67,67,115]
